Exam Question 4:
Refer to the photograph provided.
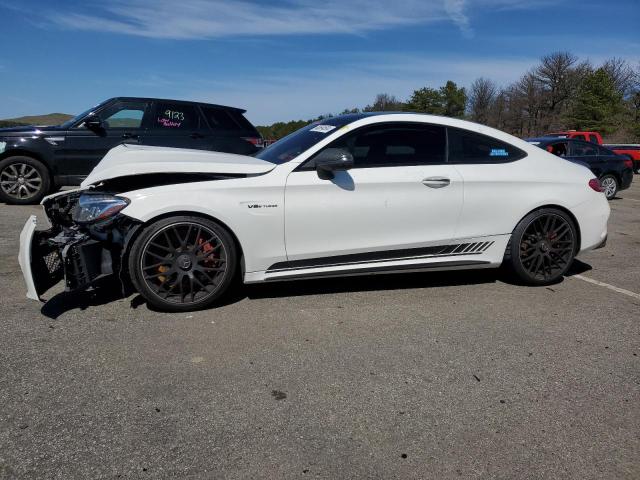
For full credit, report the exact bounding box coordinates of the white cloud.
[444,0,473,38]
[50,0,447,39]
[42,0,552,40]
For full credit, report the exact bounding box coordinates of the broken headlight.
[71,193,130,224]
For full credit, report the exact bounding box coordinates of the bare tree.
[364,93,404,111]
[468,77,497,124]
[534,52,590,131]
[602,57,636,97]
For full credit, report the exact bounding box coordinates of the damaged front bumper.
[18,192,140,301]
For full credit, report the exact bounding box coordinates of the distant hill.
[0,113,74,128]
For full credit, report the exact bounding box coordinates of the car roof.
[107,97,247,113]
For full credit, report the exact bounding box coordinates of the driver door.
[283,123,463,265]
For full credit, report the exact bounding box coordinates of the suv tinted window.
[572,134,586,141]
[589,134,599,144]
[306,123,446,169]
[202,107,248,130]
[448,127,526,163]
[100,101,148,129]
[154,102,199,130]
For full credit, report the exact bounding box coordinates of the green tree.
[567,68,623,134]
[439,80,467,118]
[406,87,444,114]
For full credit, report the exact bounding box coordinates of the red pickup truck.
[545,131,640,172]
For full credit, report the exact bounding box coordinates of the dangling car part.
[19,113,610,312]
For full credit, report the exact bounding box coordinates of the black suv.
[0,97,263,204]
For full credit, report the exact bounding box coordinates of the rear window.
[202,107,255,131]
[447,128,526,163]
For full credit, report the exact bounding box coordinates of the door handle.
[122,133,139,140]
[422,177,450,188]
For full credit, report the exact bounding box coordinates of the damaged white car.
[19,113,610,312]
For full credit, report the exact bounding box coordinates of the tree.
[602,57,636,97]
[566,68,623,135]
[468,77,497,124]
[439,80,467,118]
[363,93,404,112]
[406,87,444,114]
[534,51,590,130]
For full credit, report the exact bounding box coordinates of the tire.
[505,208,577,286]
[0,156,51,204]
[128,216,238,312]
[600,174,618,200]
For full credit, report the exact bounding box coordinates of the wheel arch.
[516,204,582,253]
[0,149,55,181]
[122,210,246,275]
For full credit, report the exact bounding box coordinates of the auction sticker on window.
[310,125,336,133]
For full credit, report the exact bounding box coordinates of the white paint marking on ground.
[572,274,640,300]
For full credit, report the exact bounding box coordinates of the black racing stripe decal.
[267,241,496,273]
[265,260,490,281]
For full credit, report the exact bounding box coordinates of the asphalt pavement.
[1,181,638,479]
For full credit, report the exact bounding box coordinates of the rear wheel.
[129,216,238,312]
[506,208,577,285]
[0,156,50,204]
[600,174,618,200]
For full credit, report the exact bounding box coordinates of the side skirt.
[261,259,491,282]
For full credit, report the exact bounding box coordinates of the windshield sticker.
[0,142,5,154]
[490,148,509,157]
[310,125,336,133]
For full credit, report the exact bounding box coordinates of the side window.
[572,134,586,141]
[154,103,199,130]
[306,123,446,169]
[571,142,598,156]
[201,107,242,130]
[589,134,599,144]
[448,127,526,163]
[597,146,612,156]
[100,102,148,129]
[547,142,568,157]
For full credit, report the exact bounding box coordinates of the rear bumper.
[572,195,610,254]
[620,169,634,190]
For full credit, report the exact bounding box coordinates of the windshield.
[60,99,112,128]
[255,114,369,164]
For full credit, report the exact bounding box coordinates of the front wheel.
[505,208,577,286]
[129,216,238,312]
[600,174,618,200]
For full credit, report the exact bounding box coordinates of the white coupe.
[19,113,610,311]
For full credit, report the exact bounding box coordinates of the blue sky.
[1,0,638,125]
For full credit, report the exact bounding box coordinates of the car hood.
[81,144,276,186]
[0,125,63,136]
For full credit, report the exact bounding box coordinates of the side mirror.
[314,148,354,180]
[84,114,103,131]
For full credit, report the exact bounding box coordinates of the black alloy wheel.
[130,216,237,311]
[507,209,577,285]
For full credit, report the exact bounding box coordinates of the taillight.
[242,137,263,147]
[623,159,633,169]
[588,178,603,192]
